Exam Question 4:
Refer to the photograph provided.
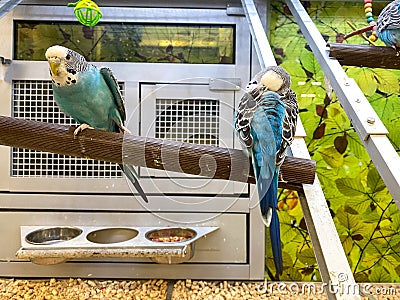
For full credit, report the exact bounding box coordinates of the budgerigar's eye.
[66,54,71,60]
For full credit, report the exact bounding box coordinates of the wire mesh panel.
[11,80,123,178]
[155,98,220,146]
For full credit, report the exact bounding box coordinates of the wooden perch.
[0,116,315,190]
[329,43,400,69]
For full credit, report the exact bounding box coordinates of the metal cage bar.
[0,0,22,19]
[240,0,360,299]
[285,0,400,208]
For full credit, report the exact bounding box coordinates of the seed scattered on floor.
[0,278,168,300]
[0,278,398,299]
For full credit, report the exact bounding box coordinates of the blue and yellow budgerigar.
[45,45,148,203]
[235,66,298,275]
[377,0,400,51]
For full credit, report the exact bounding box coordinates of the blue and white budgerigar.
[235,66,298,275]
[45,45,148,203]
[377,0,400,51]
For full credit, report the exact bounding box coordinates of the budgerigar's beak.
[49,58,61,75]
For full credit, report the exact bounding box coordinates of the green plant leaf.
[354,272,369,282]
[391,212,400,231]
[340,234,354,254]
[369,267,391,283]
[345,66,361,79]
[374,69,400,94]
[336,209,360,230]
[279,267,303,281]
[355,69,378,96]
[319,146,344,168]
[344,204,359,215]
[297,248,317,266]
[381,255,400,277]
[346,196,371,214]
[363,251,381,268]
[280,60,305,81]
[300,50,322,79]
[367,166,386,193]
[281,251,294,267]
[346,132,369,159]
[335,177,365,196]
[279,211,298,242]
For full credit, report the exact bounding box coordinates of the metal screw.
[355,98,361,103]
[367,117,375,125]
[344,81,350,86]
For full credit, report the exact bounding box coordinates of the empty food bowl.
[86,228,139,244]
[25,226,83,245]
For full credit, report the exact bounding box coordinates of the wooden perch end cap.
[328,43,400,69]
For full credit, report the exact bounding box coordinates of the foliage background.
[269,0,400,282]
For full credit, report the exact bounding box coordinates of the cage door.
[138,83,244,195]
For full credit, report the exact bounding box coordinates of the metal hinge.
[0,56,12,64]
[226,4,244,16]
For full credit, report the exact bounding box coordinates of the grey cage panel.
[11,80,123,178]
[155,98,220,146]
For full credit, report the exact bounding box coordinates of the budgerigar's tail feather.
[259,170,283,275]
[119,164,148,203]
[269,179,283,275]
[270,209,283,275]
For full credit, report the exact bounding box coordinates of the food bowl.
[146,228,197,264]
[86,228,138,244]
[25,226,83,245]
[146,228,196,243]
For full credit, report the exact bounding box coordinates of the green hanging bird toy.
[67,0,102,27]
